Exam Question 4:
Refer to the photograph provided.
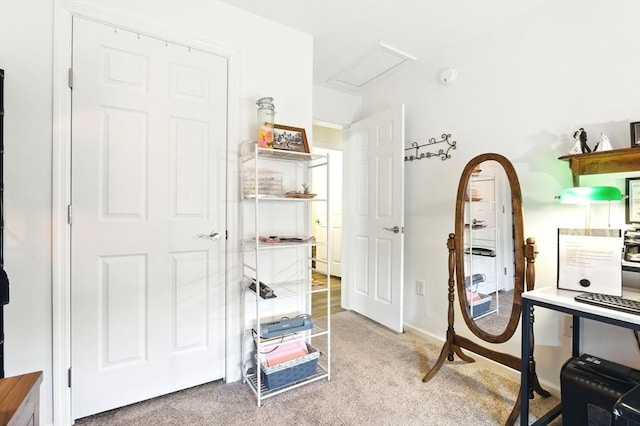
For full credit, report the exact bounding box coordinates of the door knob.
[197,231,222,241]
[383,226,401,234]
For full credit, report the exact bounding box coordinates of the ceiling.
[220,0,546,93]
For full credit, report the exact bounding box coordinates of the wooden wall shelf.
[558,147,640,186]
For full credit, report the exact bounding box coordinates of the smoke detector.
[440,68,458,85]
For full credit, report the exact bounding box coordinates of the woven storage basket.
[260,344,319,390]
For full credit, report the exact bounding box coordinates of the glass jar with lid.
[256,97,275,148]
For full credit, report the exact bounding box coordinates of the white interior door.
[71,17,227,419]
[343,106,405,332]
[312,148,343,277]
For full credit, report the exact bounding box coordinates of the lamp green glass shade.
[558,186,623,204]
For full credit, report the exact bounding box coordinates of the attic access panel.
[328,42,416,90]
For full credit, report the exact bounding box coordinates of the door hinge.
[68,367,72,388]
[225,230,228,240]
[68,68,73,89]
[67,205,72,224]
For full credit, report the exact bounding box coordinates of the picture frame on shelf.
[626,177,640,224]
[630,122,640,148]
[273,124,309,153]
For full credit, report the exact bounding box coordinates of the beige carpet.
[76,311,560,425]
[474,290,514,336]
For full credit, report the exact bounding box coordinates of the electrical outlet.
[416,280,425,296]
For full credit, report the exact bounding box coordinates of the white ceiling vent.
[328,42,417,90]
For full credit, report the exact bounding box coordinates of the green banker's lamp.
[557,186,623,230]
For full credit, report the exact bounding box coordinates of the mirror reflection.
[462,160,515,336]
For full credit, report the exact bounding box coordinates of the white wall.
[0,0,55,421]
[0,0,312,424]
[360,1,640,392]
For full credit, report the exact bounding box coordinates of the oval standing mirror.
[455,153,524,343]
[423,153,548,426]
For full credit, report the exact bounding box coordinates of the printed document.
[557,228,623,295]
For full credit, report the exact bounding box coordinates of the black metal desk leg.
[572,315,580,357]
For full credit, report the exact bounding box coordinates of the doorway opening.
[311,123,343,317]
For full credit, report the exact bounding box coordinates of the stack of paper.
[265,340,309,367]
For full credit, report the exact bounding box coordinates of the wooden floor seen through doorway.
[311,271,342,317]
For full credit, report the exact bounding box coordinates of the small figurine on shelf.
[571,127,591,154]
[593,132,613,152]
[568,137,581,155]
[569,128,591,154]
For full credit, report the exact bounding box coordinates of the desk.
[520,287,640,425]
[0,371,43,426]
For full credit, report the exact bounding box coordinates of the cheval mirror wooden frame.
[422,153,549,425]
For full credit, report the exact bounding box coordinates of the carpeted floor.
[474,290,514,336]
[75,310,560,425]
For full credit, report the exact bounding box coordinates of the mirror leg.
[452,344,475,363]
[505,390,520,426]
[422,337,450,382]
[423,328,476,382]
[423,233,474,383]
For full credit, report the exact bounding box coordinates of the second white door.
[343,106,405,332]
